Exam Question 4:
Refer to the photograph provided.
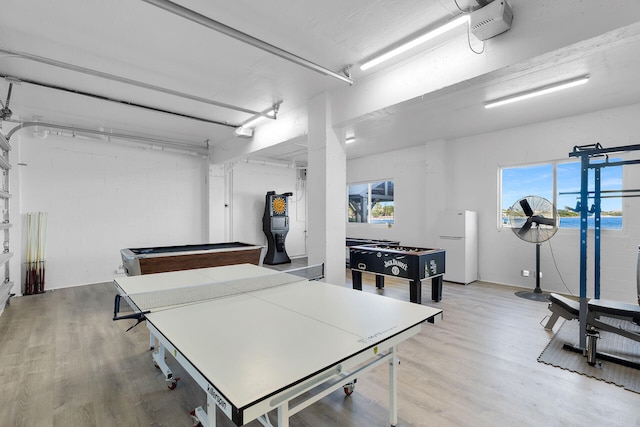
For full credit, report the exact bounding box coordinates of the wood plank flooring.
[0,272,638,426]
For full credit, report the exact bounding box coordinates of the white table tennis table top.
[114,264,442,424]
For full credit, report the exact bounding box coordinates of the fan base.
[515,290,549,302]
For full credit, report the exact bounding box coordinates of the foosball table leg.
[409,280,422,304]
[352,270,362,291]
[431,276,443,302]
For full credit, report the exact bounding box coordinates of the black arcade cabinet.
[262,191,293,265]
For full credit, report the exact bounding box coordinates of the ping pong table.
[113,263,442,427]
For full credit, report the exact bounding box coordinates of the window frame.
[347,179,395,225]
[499,159,623,231]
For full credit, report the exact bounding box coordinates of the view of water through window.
[501,161,622,229]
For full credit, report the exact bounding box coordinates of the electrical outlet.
[521,269,530,277]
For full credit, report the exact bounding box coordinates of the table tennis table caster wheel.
[167,377,181,390]
[189,410,202,427]
[343,379,357,396]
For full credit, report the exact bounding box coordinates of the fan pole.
[535,243,542,293]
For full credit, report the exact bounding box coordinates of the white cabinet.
[437,210,477,284]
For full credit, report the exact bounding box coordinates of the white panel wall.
[431,103,640,302]
[347,145,428,247]
[18,133,208,289]
[228,161,307,259]
[13,103,640,304]
[347,103,640,302]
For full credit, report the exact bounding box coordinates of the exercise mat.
[538,319,640,394]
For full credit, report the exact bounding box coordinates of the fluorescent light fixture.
[345,136,355,144]
[484,75,590,109]
[360,15,469,71]
[234,127,253,138]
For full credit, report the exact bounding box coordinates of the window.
[500,161,622,229]
[556,161,622,229]
[348,180,394,224]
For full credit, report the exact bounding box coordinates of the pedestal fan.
[508,196,559,301]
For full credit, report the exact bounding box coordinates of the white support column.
[307,93,346,286]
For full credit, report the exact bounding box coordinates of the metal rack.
[568,143,640,349]
[0,131,12,315]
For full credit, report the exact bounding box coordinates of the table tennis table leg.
[152,342,176,389]
[149,331,155,350]
[389,346,399,427]
[191,392,217,427]
[191,395,216,427]
[277,405,289,427]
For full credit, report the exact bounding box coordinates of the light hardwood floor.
[0,272,638,427]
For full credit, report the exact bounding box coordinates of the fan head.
[508,196,558,243]
[0,106,11,120]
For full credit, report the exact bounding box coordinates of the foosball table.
[349,245,446,304]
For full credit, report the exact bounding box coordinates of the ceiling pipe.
[0,74,239,128]
[6,120,209,156]
[141,0,353,85]
[0,48,264,117]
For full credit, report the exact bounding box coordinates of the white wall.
[13,103,640,303]
[347,103,640,302]
[432,103,640,302]
[347,145,428,247]
[227,161,307,259]
[18,133,209,289]
[13,133,307,291]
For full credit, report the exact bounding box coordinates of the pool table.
[120,242,265,276]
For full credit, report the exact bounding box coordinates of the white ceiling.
[1,0,640,163]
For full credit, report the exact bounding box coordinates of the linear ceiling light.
[360,15,469,71]
[484,76,590,109]
[345,136,355,144]
[142,0,353,84]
